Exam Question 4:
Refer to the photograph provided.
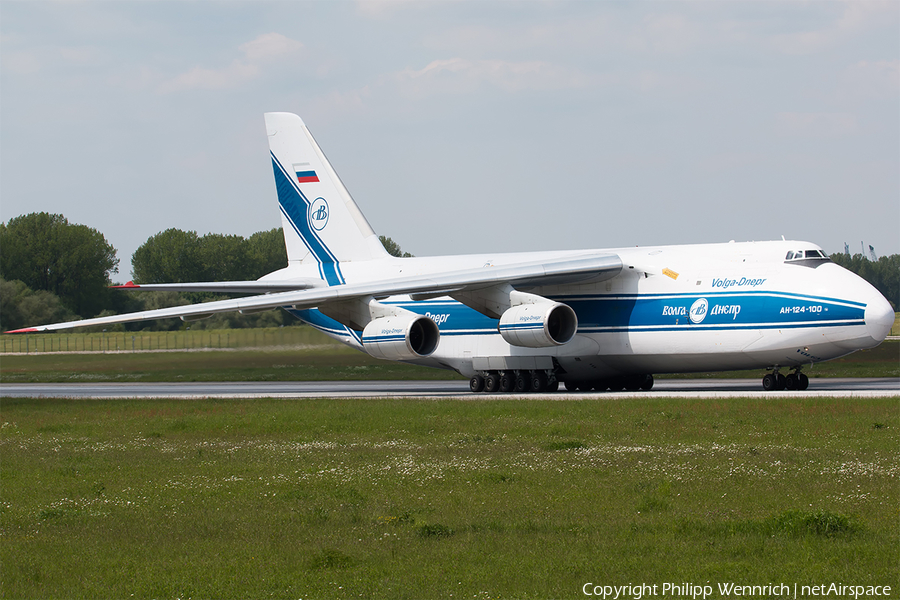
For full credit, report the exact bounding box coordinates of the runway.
[1,378,897,399]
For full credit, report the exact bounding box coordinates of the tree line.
[829,252,899,313]
[1,212,896,332]
[0,212,412,332]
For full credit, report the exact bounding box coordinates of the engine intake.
[499,302,578,348]
[362,315,440,361]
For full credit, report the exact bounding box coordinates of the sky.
[1,1,898,280]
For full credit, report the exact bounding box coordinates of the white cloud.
[776,112,859,137]
[238,32,304,62]
[59,46,100,66]
[158,62,260,94]
[843,59,900,100]
[770,0,897,55]
[354,0,421,19]
[394,57,589,95]
[2,51,41,74]
[158,32,303,93]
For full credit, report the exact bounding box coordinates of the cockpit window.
[785,248,831,266]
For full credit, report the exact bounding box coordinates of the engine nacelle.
[498,302,578,348]
[362,315,441,361]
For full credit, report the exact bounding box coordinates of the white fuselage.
[284,239,893,381]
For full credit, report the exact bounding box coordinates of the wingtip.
[6,327,39,334]
[111,281,141,289]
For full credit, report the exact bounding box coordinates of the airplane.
[9,112,894,392]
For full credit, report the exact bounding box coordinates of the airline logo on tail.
[310,198,329,231]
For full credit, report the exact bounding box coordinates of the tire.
[514,373,528,393]
[776,374,787,391]
[499,372,514,393]
[485,373,500,393]
[530,371,548,392]
[564,380,579,392]
[546,379,559,392]
[762,374,777,391]
[785,374,798,390]
[608,376,626,391]
[798,373,809,390]
[469,375,485,393]
[640,374,654,391]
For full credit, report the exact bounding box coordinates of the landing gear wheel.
[798,373,809,390]
[608,376,626,392]
[624,376,642,391]
[498,371,514,393]
[485,373,500,393]
[469,375,485,393]
[530,371,548,393]
[514,372,528,393]
[546,379,559,392]
[564,380,579,392]
[776,374,787,390]
[785,373,798,390]
[762,374,777,391]
[640,374,654,391]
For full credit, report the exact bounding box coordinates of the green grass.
[2,396,898,598]
[0,347,464,383]
[0,326,327,354]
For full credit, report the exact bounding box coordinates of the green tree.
[379,235,413,258]
[247,228,288,276]
[198,233,252,281]
[132,229,203,283]
[0,278,75,331]
[830,253,899,310]
[132,228,289,284]
[0,213,119,317]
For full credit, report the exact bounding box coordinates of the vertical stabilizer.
[265,112,388,285]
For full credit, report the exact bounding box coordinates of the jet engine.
[498,302,578,348]
[362,314,441,361]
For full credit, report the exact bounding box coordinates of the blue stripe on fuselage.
[286,291,867,342]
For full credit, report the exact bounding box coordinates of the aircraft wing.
[9,253,622,333]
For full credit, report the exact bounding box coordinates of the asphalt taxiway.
[1,378,897,399]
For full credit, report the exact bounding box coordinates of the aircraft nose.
[865,293,894,344]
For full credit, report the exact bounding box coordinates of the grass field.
[1,339,897,384]
[1,396,897,598]
[0,326,325,354]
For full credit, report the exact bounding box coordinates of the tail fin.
[265,112,388,285]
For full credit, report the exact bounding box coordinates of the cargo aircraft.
[11,113,894,392]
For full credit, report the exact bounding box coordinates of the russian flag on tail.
[293,162,319,183]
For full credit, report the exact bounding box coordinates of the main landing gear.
[564,374,654,392]
[762,368,809,391]
[469,371,655,393]
[469,370,560,393]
